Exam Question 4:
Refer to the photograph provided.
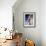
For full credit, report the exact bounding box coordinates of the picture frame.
[23,12,36,28]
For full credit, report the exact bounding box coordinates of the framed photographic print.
[23,12,36,28]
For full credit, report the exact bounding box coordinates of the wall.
[13,0,41,46]
[41,0,46,46]
[0,0,16,30]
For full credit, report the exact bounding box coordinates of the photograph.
[23,12,36,27]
